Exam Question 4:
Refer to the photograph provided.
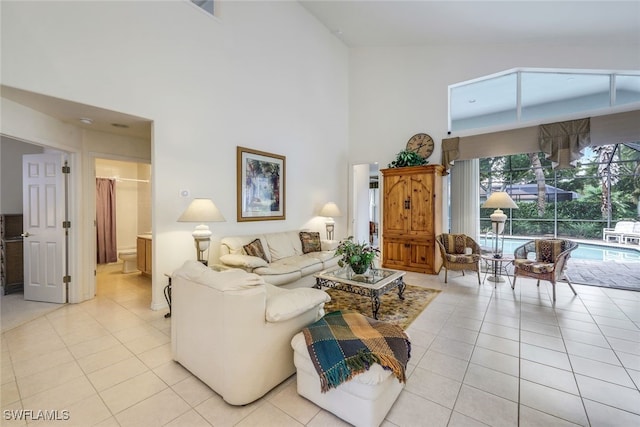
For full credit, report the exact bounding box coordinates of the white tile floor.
[1,263,639,426]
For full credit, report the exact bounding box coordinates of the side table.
[480,254,514,287]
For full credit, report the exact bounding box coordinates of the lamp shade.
[483,192,518,210]
[178,198,226,223]
[319,202,342,218]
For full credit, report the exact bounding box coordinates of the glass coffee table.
[314,267,406,319]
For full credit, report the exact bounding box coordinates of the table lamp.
[178,198,225,265]
[319,202,342,240]
[482,191,518,256]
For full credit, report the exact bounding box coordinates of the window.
[191,0,214,16]
[450,69,640,133]
[479,145,640,240]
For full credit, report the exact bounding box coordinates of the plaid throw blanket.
[302,311,411,392]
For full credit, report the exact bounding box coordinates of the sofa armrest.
[220,254,268,270]
[266,286,330,322]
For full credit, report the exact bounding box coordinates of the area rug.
[322,284,441,330]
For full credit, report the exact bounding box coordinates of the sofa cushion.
[307,251,340,263]
[243,238,269,262]
[219,254,268,269]
[265,284,330,322]
[265,232,300,261]
[445,254,480,263]
[173,261,265,291]
[253,261,304,275]
[514,259,556,274]
[299,231,322,254]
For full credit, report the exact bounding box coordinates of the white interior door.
[22,153,67,303]
[352,164,370,244]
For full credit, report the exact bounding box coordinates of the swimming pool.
[482,236,640,262]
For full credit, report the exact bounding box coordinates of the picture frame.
[237,146,286,222]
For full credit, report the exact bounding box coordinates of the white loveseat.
[219,230,340,287]
[171,261,330,405]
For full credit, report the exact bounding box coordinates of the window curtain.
[449,159,480,242]
[96,178,117,264]
[539,118,591,169]
[441,137,460,174]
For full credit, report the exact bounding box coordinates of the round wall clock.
[406,133,435,160]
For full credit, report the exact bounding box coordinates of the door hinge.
[63,221,71,229]
[63,275,71,283]
[62,165,71,174]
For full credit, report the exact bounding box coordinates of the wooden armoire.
[381,165,444,274]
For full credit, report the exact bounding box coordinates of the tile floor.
[1,263,639,426]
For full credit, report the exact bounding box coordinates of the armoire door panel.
[381,240,408,267]
[383,176,409,233]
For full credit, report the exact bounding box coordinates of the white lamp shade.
[483,192,518,210]
[319,202,342,218]
[178,198,226,222]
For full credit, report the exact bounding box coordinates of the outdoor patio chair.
[602,221,636,243]
[436,233,481,285]
[512,239,578,301]
[623,222,640,245]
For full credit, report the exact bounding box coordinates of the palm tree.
[528,152,546,216]
[594,144,620,220]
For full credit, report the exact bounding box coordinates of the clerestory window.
[191,0,214,16]
[449,69,640,133]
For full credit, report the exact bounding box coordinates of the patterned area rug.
[323,284,441,330]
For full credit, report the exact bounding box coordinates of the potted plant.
[388,149,428,168]
[334,236,380,274]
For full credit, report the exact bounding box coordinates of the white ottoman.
[291,332,405,427]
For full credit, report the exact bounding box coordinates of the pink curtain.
[96,178,117,264]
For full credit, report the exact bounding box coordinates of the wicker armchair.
[513,239,578,301]
[436,234,481,285]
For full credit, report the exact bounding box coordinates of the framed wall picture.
[237,146,286,221]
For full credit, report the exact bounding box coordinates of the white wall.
[349,44,640,168]
[348,44,640,232]
[0,137,43,214]
[1,1,349,309]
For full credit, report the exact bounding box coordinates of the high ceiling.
[2,1,638,140]
[299,0,640,47]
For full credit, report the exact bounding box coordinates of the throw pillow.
[299,231,322,254]
[243,238,269,262]
[535,239,563,263]
[444,233,467,254]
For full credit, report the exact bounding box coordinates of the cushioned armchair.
[436,234,481,284]
[171,261,329,405]
[513,239,578,301]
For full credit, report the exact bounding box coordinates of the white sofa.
[219,230,340,287]
[171,261,330,405]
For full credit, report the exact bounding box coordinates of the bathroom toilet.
[118,249,138,273]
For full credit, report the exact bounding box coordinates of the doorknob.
[21,232,31,238]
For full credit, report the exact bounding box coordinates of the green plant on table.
[334,236,380,274]
[388,149,428,168]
